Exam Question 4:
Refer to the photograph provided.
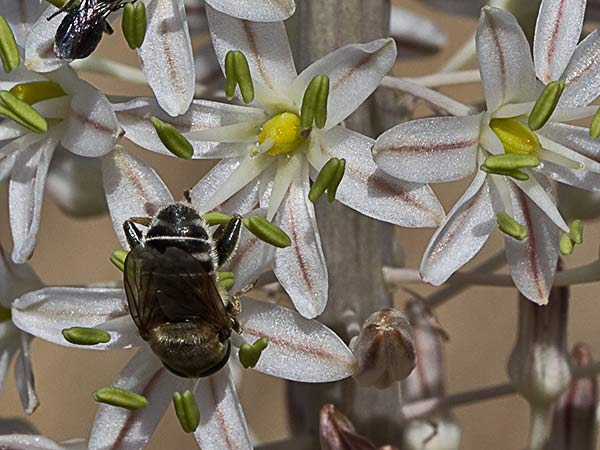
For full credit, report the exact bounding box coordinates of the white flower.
[12,148,356,449]
[115,7,444,318]
[0,434,87,450]
[1,3,121,262]
[373,0,600,304]
[0,246,44,415]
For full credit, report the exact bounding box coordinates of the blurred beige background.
[1,0,600,448]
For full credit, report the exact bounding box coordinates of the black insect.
[123,202,243,378]
[50,0,132,60]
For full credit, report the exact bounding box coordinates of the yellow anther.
[9,81,66,105]
[258,112,303,156]
[489,117,540,155]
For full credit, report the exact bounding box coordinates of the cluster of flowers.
[0,0,600,448]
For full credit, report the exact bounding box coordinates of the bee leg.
[183,189,192,203]
[129,217,153,226]
[215,215,243,268]
[123,220,144,248]
[103,21,114,35]
[230,317,241,334]
[225,296,242,317]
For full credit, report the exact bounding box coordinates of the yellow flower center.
[489,117,540,155]
[258,112,304,156]
[9,81,66,105]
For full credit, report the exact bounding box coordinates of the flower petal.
[534,0,585,84]
[514,174,569,231]
[267,152,302,221]
[273,159,328,319]
[9,129,60,263]
[0,0,41,48]
[504,178,559,305]
[89,349,190,450]
[193,366,252,450]
[538,133,600,174]
[310,127,444,227]
[205,0,295,22]
[114,97,264,159]
[539,161,600,191]
[390,5,446,57]
[24,5,66,73]
[420,168,497,286]
[102,146,174,248]
[206,5,297,97]
[0,245,43,309]
[0,322,19,394]
[194,154,274,214]
[373,114,482,183]
[14,333,38,415]
[292,39,396,130]
[476,7,536,111]
[560,30,600,107]
[540,123,600,162]
[137,0,195,116]
[46,146,107,217]
[0,121,27,141]
[239,297,356,381]
[0,434,75,450]
[61,81,121,157]
[225,228,274,293]
[11,287,135,350]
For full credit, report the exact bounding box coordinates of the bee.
[122,202,243,378]
[49,0,132,60]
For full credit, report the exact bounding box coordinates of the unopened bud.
[203,211,232,226]
[243,215,291,248]
[122,2,147,49]
[544,343,598,450]
[224,50,254,104]
[590,107,600,139]
[0,16,19,73]
[93,387,148,410]
[173,390,200,433]
[480,164,530,181]
[350,308,415,389]
[150,116,194,160]
[110,249,128,272]
[62,327,110,346]
[508,284,572,407]
[0,90,48,134]
[238,336,268,369]
[216,271,235,291]
[319,404,378,450]
[528,80,565,131]
[497,212,528,241]
[483,154,540,171]
[301,75,330,130]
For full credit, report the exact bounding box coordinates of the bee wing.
[124,246,230,339]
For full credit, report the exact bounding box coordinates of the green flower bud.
[10,81,66,105]
[224,50,254,104]
[62,327,111,346]
[202,211,232,226]
[483,154,540,171]
[122,2,147,49]
[590,107,600,139]
[300,75,329,130]
[528,80,565,131]
[150,116,193,159]
[0,16,19,73]
[560,232,574,255]
[244,215,291,248]
[480,164,529,181]
[327,158,345,203]
[309,158,340,203]
[0,90,48,134]
[110,249,128,272]
[93,387,149,410]
[569,219,583,245]
[173,390,200,433]
[239,336,268,369]
[217,271,235,291]
[497,212,528,240]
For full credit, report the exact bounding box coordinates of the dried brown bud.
[319,404,377,450]
[544,343,598,450]
[350,308,415,388]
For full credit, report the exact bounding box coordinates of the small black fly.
[50,0,132,60]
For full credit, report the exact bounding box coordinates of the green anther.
[497,212,528,240]
[239,337,268,369]
[224,51,254,104]
[327,158,345,203]
[62,327,111,346]
[0,91,48,134]
[110,249,128,272]
[10,81,66,105]
[483,154,540,171]
[569,219,583,244]
[173,390,201,433]
[0,16,19,73]
[150,116,193,159]
[560,232,574,255]
[300,75,330,130]
[122,2,147,49]
[243,215,291,248]
[480,164,530,181]
[202,211,232,226]
[0,305,11,322]
[93,387,149,410]
[308,158,340,203]
[528,80,565,131]
[489,118,540,155]
[217,271,235,291]
[590,107,600,139]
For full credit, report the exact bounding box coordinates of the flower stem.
[380,76,473,117]
[71,57,147,85]
[384,258,600,289]
[405,69,481,88]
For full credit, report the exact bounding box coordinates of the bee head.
[147,322,231,378]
